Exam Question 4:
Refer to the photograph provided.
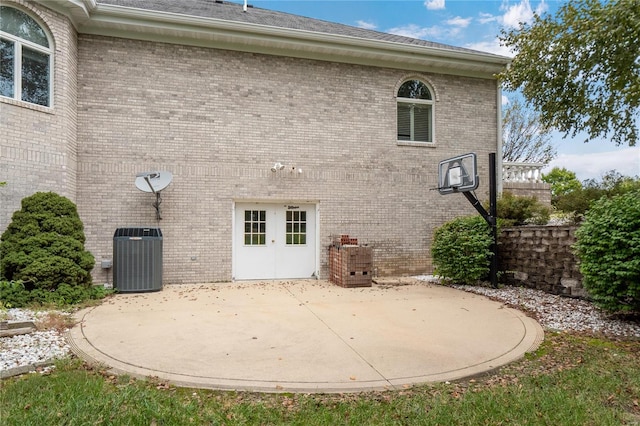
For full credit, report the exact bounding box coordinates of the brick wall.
[499,226,586,297]
[74,35,500,284]
[0,1,78,230]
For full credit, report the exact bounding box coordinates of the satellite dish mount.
[135,171,173,220]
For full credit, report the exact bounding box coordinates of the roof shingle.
[97,0,499,57]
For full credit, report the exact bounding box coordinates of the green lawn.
[1,332,639,425]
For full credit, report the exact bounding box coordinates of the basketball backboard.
[438,153,478,195]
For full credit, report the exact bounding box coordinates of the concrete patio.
[67,279,543,393]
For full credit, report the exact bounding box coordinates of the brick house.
[0,0,509,284]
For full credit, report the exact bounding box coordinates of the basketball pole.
[461,153,498,288]
[488,153,498,288]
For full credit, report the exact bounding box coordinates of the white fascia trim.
[34,0,95,28]
[75,3,510,78]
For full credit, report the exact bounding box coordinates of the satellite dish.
[135,172,173,221]
[135,171,173,194]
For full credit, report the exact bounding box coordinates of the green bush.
[0,281,31,308]
[431,215,493,285]
[574,190,640,313]
[493,191,550,226]
[554,186,606,217]
[0,192,94,291]
[0,280,110,308]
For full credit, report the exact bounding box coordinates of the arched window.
[397,80,433,143]
[0,6,52,107]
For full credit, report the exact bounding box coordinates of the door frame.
[231,200,320,281]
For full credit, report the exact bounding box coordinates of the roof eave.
[37,0,95,26]
[40,1,511,78]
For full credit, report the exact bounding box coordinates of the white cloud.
[502,95,510,105]
[501,0,547,28]
[425,0,445,11]
[446,16,472,28]
[478,12,498,24]
[502,0,533,28]
[356,20,377,30]
[534,1,549,16]
[465,38,513,57]
[387,24,442,40]
[388,16,471,42]
[544,148,640,181]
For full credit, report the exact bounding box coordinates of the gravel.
[1,309,72,375]
[2,281,638,375]
[415,275,640,339]
[460,285,640,337]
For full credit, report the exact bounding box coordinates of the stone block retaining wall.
[499,226,587,298]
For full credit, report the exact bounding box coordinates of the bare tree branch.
[503,98,556,164]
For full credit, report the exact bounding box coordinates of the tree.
[0,192,94,290]
[542,167,582,197]
[502,98,556,164]
[500,0,640,146]
[547,169,640,216]
[583,170,640,195]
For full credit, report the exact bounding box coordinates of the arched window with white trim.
[397,79,433,143]
[0,6,52,107]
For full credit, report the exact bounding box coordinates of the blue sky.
[252,0,640,181]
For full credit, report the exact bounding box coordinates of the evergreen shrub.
[0,192,94,291]
[0,280,110,308]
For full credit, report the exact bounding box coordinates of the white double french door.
[234,203,317,280]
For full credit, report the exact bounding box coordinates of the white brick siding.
[75,35,498,283]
